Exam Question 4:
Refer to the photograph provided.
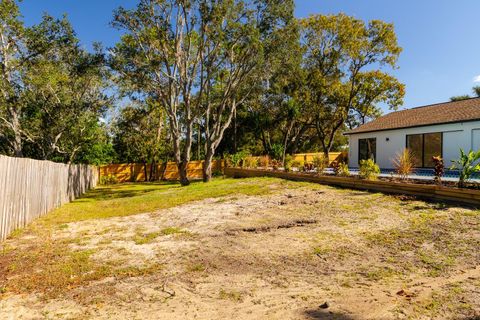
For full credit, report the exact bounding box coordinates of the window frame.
[405,132,443,168]
[358,137,377,164]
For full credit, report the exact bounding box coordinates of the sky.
[18,0,480,112]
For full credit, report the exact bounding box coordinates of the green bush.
[359,159,380,180]
[270,143,284,161]
[313,155,328,175]
[451,149,480,188]
[100,175,118,185]
[291,160,303,169]
[229,150,250,167]
[284,154,293,172]
[333,161,350,177]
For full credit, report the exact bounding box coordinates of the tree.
[111,0,208,186]
[300,14,404,157]
[21,16,111,163]
[113,101,170,180]
[450,86,480,101]
[111,0,295,184]
[0,0,26,156]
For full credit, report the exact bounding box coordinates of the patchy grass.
[0,178,287,298]
[1,177,479,319]
[219,288,244,302]
[36,177,279,228]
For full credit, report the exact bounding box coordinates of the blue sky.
[19,0,480,112]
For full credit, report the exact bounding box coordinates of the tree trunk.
[143,161,148,182]
[10,108,22,157]
[177,160,190,186]
[203,147,215,182]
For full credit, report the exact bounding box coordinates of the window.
[406,132,442,167]
[358,138,376,163]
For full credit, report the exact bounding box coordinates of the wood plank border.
[224,168,480,207]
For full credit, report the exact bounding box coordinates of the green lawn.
[38,177,282,227]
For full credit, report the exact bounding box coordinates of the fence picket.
[0,156,98,241]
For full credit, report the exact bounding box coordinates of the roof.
[345,97,480,135]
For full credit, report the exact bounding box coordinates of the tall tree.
[0,0,25,156]
[111,0,294,183]
[22,16,111,163]
[301,14,404,157]
[111,0,208,185]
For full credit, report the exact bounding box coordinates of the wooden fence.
[244,152,347,167]
[0,155,99,241]
[100,160,225,183]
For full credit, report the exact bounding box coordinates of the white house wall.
[348,121,480,169]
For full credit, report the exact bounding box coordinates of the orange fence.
[245,152,347,167]
[292,152,347,165]
[100,160,225,183]
[100,152,347,183]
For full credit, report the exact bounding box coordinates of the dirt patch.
[1,180,479,319]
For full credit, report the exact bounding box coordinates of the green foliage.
[313,156,328,175]
[284,154,293,171]
[99,175,118,185]
[450,95,471,102]
[300,14,404,155]
[359,159,380,180]
[333,161,350,177]
[270,143,284,161]
[451,149,480,188]
[229,150,250,167]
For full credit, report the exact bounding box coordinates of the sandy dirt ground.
[1,181,479,319]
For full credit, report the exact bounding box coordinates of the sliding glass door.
[406,132,442,167]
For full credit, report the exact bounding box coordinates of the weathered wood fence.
[0,155,99,241]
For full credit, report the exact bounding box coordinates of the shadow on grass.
[304,309,355,319]
[77,181,182,201]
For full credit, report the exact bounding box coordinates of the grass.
[33,177,279,228]
[0,177,287,297]
[133,227,189,244]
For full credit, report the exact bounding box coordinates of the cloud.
[473,75,480,83]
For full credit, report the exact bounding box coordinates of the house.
[345,97,480,169]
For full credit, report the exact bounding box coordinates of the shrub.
[291,160,303,169]
[313,155,328,175]
[245,157,259,168]
[271,159,281,171]
[258,156,270,168]
[100,175,118,185]
[359,159,380,180]
[270,143,284,162]
[229,150,249,167]
[332,161,350,177]
[432,156,444,185]
[392,148,415,180]
[284,154,293,172]
[451,149,480,188]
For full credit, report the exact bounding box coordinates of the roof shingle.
[346,97,480,135]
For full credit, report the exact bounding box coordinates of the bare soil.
[1,180,480,319]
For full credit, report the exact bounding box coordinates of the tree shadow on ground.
[76,181,181,201]
[304,309,356,320]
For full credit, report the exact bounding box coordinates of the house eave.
[343,118,480,136]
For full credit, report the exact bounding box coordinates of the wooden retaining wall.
[100,160,225,183]
[0,155,99,241]
[225,168,480,206]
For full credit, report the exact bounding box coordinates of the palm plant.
[451,149,480,188]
